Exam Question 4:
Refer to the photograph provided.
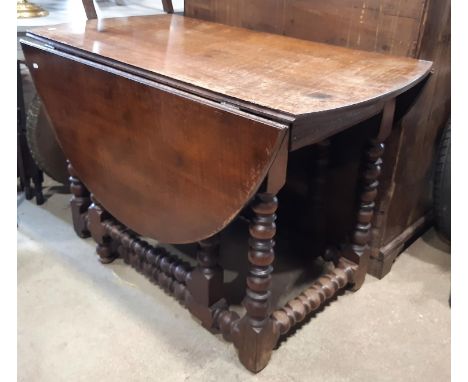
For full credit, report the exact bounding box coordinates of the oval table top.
[22,14,432,243]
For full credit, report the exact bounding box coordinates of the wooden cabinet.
[185,0,451,277]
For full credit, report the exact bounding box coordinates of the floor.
[17,181,451,382]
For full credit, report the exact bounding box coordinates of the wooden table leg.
[67,161,90,238]
[186,233,226,329]
[343,100,395,290]
[88,195,118,264]
[235,192,280,373]
[346,141,384,290]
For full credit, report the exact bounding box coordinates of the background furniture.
[184,0,451,278]
[26,95,69,185]
[17,60,44,205]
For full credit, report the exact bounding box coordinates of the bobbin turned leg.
[343,100,395,290]
[67,161,91,238]
[88,195,117,264]
[186,234,226,329]
[346,141,384,290]
[235,192,280,373]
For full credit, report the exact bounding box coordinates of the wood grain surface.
[22,43,287,244]
[184,0,428,57]
[27,14,431,118]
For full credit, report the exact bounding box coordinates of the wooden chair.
[81,0,174,20]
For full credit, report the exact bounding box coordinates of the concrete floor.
[17,185,451,382]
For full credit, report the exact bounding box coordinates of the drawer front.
[22,42,287,243]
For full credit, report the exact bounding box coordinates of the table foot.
[88,195,117,264]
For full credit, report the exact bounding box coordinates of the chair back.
[82,0,174,20]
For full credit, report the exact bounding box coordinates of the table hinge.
[220,101,240,111]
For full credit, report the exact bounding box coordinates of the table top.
[27,14,431,120]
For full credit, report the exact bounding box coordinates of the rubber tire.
[433,119,451,241]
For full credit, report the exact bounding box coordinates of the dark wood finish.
[236,192,279,372]
[22,42,286,244]
[88,195,117,264]
[67,161,90,238]
[343,100,395,290]
[186,234,225,329]
[25,15,431,133]
[265,134,289,194]
[344,140,384,290]
[104,219,193,305]
[81,0,97,20]
[215,309,240,343]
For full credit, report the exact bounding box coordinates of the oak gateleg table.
[21,14,431,373]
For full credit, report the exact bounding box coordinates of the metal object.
[17,0,49,19]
